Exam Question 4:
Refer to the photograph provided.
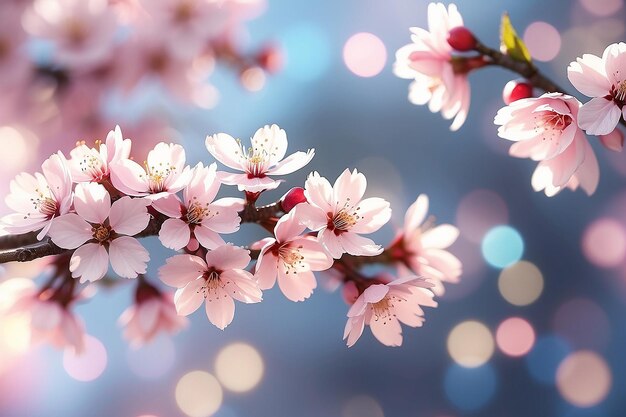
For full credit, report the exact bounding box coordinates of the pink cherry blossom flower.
[343,276,437,347]
[48,183,151,282]
[2,279,86,353]
[568,42,626,135]
[2,152,73,240]
[297,169,391,259]
[205,124,314,192]
[494,92,599,197]
[110,142,191,199]
[119,281,187,347]
[155,163,241,250]
[68,125,132,183]
[141,0,228,58]
[390,194,461,296]
[394,2,470,131]
[254,208,333,302]
[24,0,118,70]
[115,27,197,100]
[158,244,261,330]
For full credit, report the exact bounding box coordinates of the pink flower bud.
[502,79,534,104]
[280,187,307,212]
[342,281,360,305]
[599,129,624,152]
[256,44,282,74]
[447,26,477,51]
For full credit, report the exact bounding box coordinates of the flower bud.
[256,44,282,74]
[447,26,477,51]
[502,79,534,104]
[280,187,307,212]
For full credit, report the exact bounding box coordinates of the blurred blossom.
[63,335,107,381]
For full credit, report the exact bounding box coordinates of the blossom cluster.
[395,2,626,197]
[0,0,278,160]
[0,124,462,352]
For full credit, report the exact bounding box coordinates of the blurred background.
[1,0,626,416]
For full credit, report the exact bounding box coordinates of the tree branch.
[0,201,284,264]
[474,41,626,129]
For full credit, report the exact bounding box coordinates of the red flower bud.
[502,79,534,105]
[280,187,307,212]
[447,26,477,52]
[256,44,282,74]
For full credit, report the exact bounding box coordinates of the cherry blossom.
[68,125,132,183]
[297,169,391,258]
[390,194,461,296]
[205,124,315,192]
[2,279,86,353]
[156,163,241,250]
[254,208,333,302]
[568,42,626,135]
[2,152,73,240]
[110,141,191,199]
[48,183,151,282]
[24,0,118,70]
[394,2,470,131]
[158,244,262,329]
[343,276,436,347]
[494,92,599,196]
[119,281,187,347]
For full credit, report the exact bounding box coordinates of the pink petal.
[393,300,426,328]
[370,313,403,347]
[339,233,383,257]
[267,150,315,176]
[110,159,149,196]
[344,315,365,347]
[362,284,389,304]
[578,97,622,135]
[74,183,111,224]
[349,197,391,234]
[137,299,160,333]
[193,226,226,250]
[294,203,327,231]
[158,218,191,250]
[205,290,235,330]
[41,152,72,211]
[277,267,317,302]
[205,244,250,271]
[603,42,626,86]
[575,139,600,196]
[304,171,333,213]
[420,224,459,249]
[70,243,109,283]
[599,128,624,152]
[296,238,333,271]
[174,280,205,315]
[205,133,244,171]
[318,228,344,259]
[221,269,263,303]
[31,301,62,330]
[251,124,289,165]
[151,193,183,218]
[109,196,151,236]
[333,168,367,208]
[567,54,610,97]
[254,247,279,290]
[159,254,207,288]
[108,236,150,278]
[404,194,429,234]
[48,214,92,249]
[274,209,307,243]
[201,201,241,233]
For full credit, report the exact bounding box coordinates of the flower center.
[535,111,571,143]
[245,150,269,178]
[200,270,225,298]
[144,161,176,193]
[372,297,394,321]
[37,197,58,217]
[614,80,626,104]
[184,201,217,225]
[278,244,305,274]
[75,140,106,181]
[92,224,111,242]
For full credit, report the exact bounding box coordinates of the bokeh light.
[0,126,38,173]
[241,67,266,92]
[552,298,610,351]
[498,260,544,306]
[0,314,31,356]
[556,351,612,407]
[526,335,571,384]
[215,342,264,393]
[456,190,509,243]
[342,395,385,417]
[343,32,387,77]
[282,24,331,82]
[523,22,561,62]
[63,335,108,382]
[127,336,176,379]
[175,371,223,417]
[581,218,626,268]
[447,321,494,368]
[481,226,524,268]
[579,0,623,16]
[444,364,497,412]
[496,317,535,357]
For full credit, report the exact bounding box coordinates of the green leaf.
[500,13,532,63]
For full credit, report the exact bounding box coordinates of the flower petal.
[174,280,204,316]
[159,254,207,288]
[108,196,151,236]
[108,236,150,278]
[70,243,109,283]
[158,218,191,250]
[204,244,250,270]
[205,133,244,171]
[74,183,111,224]
[205,290,235,330]
[578,97,622,135]
[48,214,92,249]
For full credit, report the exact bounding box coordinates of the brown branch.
[474,41,626,129]
[0,202,284,264]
